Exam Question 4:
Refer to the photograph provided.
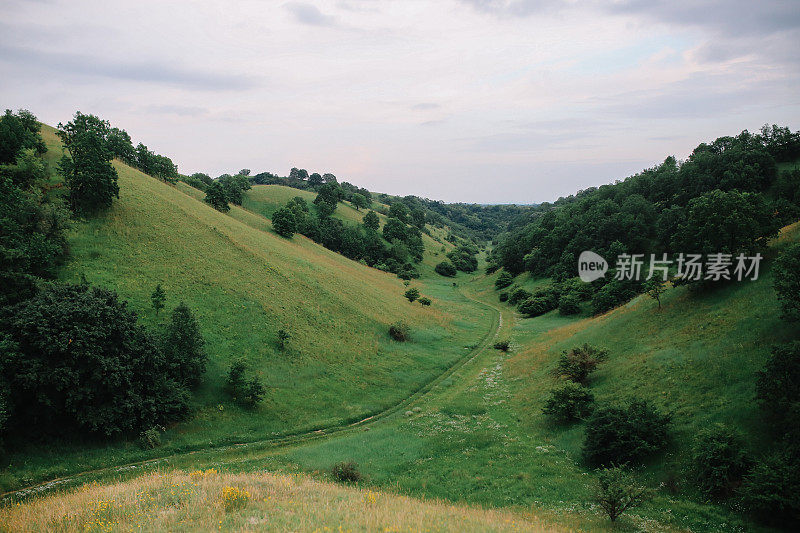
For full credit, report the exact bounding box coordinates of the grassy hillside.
[0,126,493,492]
[0,470,557,532]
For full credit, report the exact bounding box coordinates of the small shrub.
[138,425,165,449]
[493,340,510,352]
[542,382,594,423]
[756,341,800,434]
[557,344,608,385]
[773,243,800,320]
[220,486,251,512]
[498,292,508,302]
[277,329,291,350]
[418,296,432,306]
[494,271,513,290]
[225,360,265,408]
[691,424,750,499]
[389,322,410,342]
[518,296,552,317]
[435,261,457,277]
[558,293,581,315]
[594,466,653,522]
[331,461,362,483]
[404,287,420,303]
[583,399,670,467]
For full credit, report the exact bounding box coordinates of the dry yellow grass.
[0,470,560,532]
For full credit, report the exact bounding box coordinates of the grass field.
[0,127,492,494]
[0,469,559,532]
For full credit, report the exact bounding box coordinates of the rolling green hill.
[0,126,493,493]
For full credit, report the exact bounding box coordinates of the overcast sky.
[2,0,798,203]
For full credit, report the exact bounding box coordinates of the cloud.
[284,2,337,26]
[144,104,208,117]
[459,0,563,17]
[0,43,260,91]
[411,103,441,110]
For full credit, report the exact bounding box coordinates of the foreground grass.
[0,470,557,532]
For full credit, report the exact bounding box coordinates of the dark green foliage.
[0,283,190,437]
[138,426,165,450]
[591,278,641,315]
[204,181,230,212]
[57,112,120,215]
[162,303,206,389]
[755,341,800,436]
[557,344,608,385]
[495,271,513,290]
[583,399,671,467]
[314,183,341,217]
[151,284,166,315]
[594,466,653,522]
[363,210,380,231]
[643,278,666,309]
[397,263,420,280]
[331,461,362,483]
[225,360,265,408]
[738,451,800,526]
[435,261,457,277]
[272,206,298,238]
[185,172,214,191]
[277,329,291,350]
[558,293,581,315]
[389,202,409,223]
[498,292,508,302]
[388,322,410,342]
[106,127,136,165]
[351,193,368,210]
[446,245,478,273]
[508,287,531,305]
[0,109,46,164]
[518,296,554,317]
[542,382,594,423]
[217,173,251,205]
[418,297,431,307]
[382,217,407,242]
[691,424,750,499]
[493,340,510,352]
[0,386,8,455]
[404,287,420,303]
[774,244,800,321]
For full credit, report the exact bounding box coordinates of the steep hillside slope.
[1,126,493,492]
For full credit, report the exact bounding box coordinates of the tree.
[643,278,666,309]
[363,210,380,231]
[162,302,206,389]
[218,174,251,205]
[594,467,653,522]
[557,344,608,385]
[225,360,264,408]
[382,217,407,242]
[542,382,594,423]
[204,181,229,212]
[583,400,671,467]
[558,293,581,315]
[404,287,420,303]
[106,127,136,164]
[739,451,800,526]
[389,202,409,223]
[755,341,800,434]
[351,193,368,211]
[774,243,800,320]
[307,172,324,189]
[0,283,189,437]
[388,322,410,341]
[418,296,432,306]
[0,109,46,164]
[314,183,340,217]
[410,207,426,229]
[151,284,166,315]
[272,206,298,238]
[495,271,513,289]
[435,261,457,277]
[57,112,119,215]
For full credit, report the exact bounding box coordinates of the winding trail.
[1,285,503,502]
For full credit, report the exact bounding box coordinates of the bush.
[739,451,800,526]
[331,461,362,483]
[594,466,653,522]
[404,287,420,303]
[498,292,508,302]
[225,360,265,408]
[435,261,457,277]
[774,243,800,320]
[756,341,800,438]
[542,382,594,423]
[495,271,513,290]
[272,206,297,238]
[583,399,670,467]
[389,322,410,342]
[508,287,531,305]
[591,278,641,315]
[493,340,510,352]
[418,297,432,307]
[518,296,553,317]
[162,302,206,389]
[558,293,581,315]
[277,329,291,350]
[691,424,750,499]
[557,344,608,385]
[138,425,165,449]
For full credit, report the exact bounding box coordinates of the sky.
[1,0,799,204]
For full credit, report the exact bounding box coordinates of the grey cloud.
[0,43,260,91]
[285,2,337,27]
[412,103,441,110]
[460,0,564,17]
